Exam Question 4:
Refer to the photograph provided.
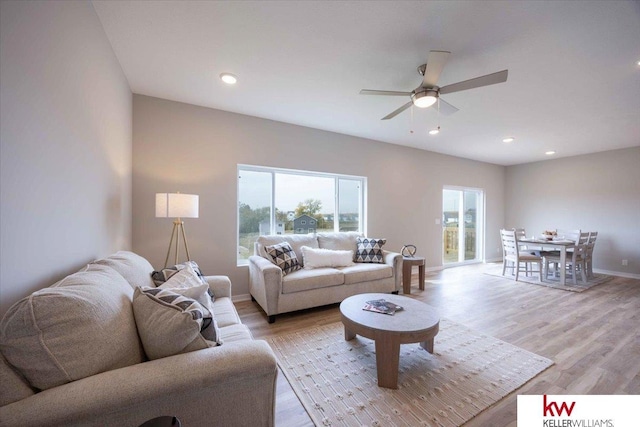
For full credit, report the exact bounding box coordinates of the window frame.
[237,164,367,266]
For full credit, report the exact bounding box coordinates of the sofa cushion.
[316,231,362,253]
[301,246,354,269]
[340,263,393,285]
[212,297,241,328]
[92,250,156,289]
[0,353,34,406]
[218,324,254,343]
[256,233,319,265]
[0,264,145,391]
[132,287,212,360]
[265,241,302,276]
[282,268,344,294]
[355,237,386,263]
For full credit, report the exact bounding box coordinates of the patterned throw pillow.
[132,287,215,360]
[355,237,386,263]
[157,263,215,304]
[152,260,206,286]
[265,241,302,275]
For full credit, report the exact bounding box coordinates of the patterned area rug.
[267,320,553,427]
[483,263,614,292]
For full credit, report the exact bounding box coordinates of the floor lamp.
[155,193,199,268]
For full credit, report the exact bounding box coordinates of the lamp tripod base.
[164,219,192,268]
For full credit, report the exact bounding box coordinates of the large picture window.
[237,165,366,264]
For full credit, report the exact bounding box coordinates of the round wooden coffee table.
[339,293,440,389]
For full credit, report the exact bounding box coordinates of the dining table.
[517,237,576,285]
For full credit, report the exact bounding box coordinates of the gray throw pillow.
[151,260,207,286]
[132,287,212,360]
[265,241,302,275]
[355,237,386,263]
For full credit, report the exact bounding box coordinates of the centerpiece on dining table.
[541,230,557,241]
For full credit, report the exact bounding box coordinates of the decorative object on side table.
[155,192,199,268]
[401,244,417,257]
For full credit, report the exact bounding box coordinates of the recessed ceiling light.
[220,73,237,85]
[636,60,640,66]
[545,151,556,155]
[429,126,440,135]
[502,137,515,143]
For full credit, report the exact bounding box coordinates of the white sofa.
[249,232,403,323]
[0,251,277,427]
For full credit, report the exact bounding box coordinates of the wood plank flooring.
[236,264,640,427]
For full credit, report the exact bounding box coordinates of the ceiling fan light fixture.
[220,73,237,85]
[411,89,438,108]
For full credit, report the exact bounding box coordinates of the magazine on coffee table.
[362,299,403,315]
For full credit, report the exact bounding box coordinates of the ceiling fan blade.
[422,50,450,87]
[435,98,459,116]
[360,89,412,96]
[439,69,508,95]
[382,101,413,120]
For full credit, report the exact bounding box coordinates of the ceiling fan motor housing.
[411,89,439,108]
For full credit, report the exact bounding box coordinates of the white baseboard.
[593,268,640,279]
[232,293,252,303]
[425,265,444,273]
[484,257,502,263]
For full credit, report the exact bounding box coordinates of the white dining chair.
[556,229,582,243]
[544,232,589,285]
[584,231,598,279]
[512,228,538,274]
[500,229,543,282]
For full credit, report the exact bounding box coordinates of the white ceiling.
[92,0,640,166]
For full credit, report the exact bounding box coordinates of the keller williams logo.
[543,395,576,417]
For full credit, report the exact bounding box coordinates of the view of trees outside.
[443,189,480,263]
[238,168,363,263]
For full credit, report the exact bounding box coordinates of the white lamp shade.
[155,193,199,218]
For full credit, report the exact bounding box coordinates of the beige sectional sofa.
[249,232,403,323]
[0,251,277,427]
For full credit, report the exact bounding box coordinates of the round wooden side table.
[402,256,425,294]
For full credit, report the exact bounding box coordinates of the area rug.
[267,320,553,427]
[483,263,614,292]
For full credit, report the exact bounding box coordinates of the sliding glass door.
[442,187,484,265]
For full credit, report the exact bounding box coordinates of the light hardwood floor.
[236,264,640,427]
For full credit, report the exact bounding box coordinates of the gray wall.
[505,147,640,276]
[0,1,132,316]
[132,95,505,298]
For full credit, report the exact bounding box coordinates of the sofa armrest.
[0,340,277,427]
[248,255,282,317]
[383,250,403,292]
[203,275,232,299]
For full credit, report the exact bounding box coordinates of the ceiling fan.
[360,50,508,120]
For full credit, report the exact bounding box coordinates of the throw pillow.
[158,263,214,304]
[132,287,214,360]
[355,237,387,263]
[155,265,221,345]
[301,246,354,269]
[151,260,206,286]
[265,241,302,275]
